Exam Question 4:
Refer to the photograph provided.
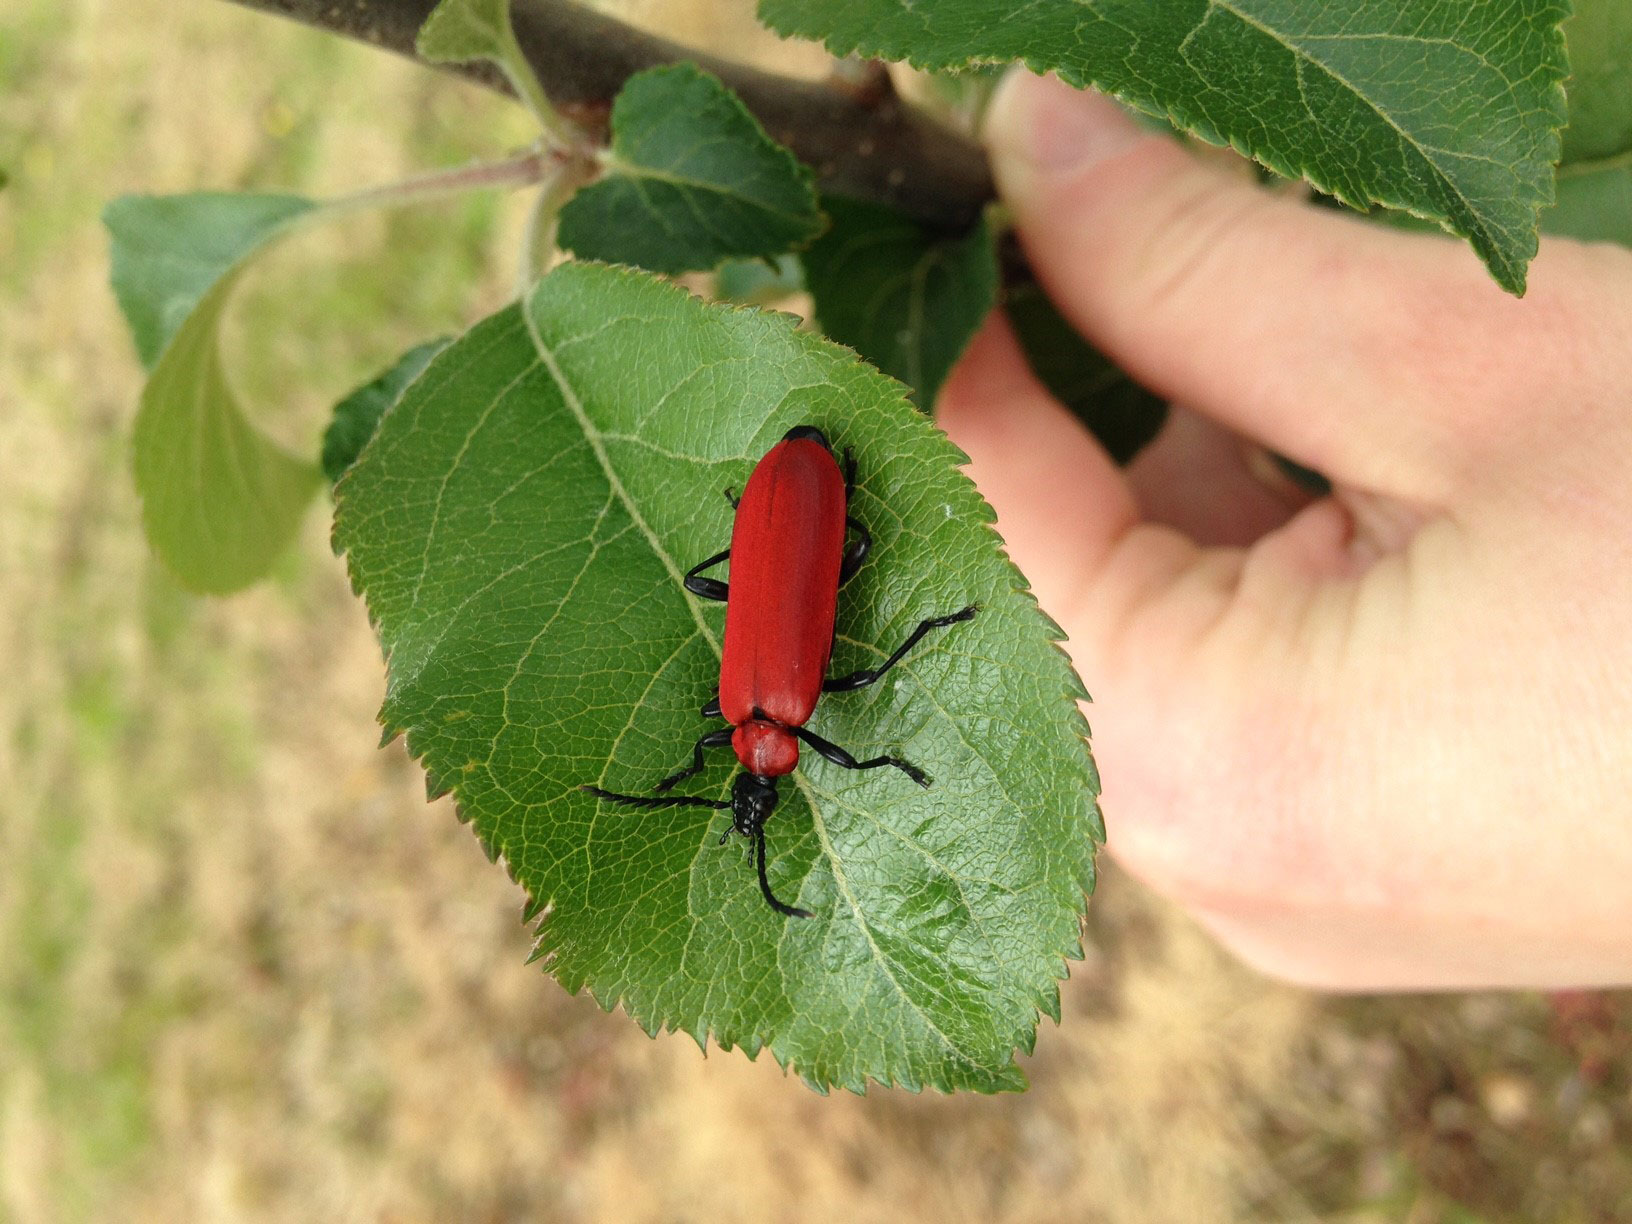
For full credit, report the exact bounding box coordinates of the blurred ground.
[1,2,1629,1221]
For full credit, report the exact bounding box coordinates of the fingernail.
[984,71,1146,175]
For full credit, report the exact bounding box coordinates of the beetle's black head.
[730,772,779,838]
[781,424,831,452]
[726,772,811,919]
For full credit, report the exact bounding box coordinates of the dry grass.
[1,2,1628,1221]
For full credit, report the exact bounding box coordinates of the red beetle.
[583,425,976,917]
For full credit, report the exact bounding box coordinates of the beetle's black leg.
[723,488,740,509]
[791,725,931,788]
[841,446,857,498]
[581,786,730,812]
[683,548,731,602]
[824,605,978,693]
[654,727,734,792]
[701,694,722,719]
[839,514,872,586]
[754,825,813,918]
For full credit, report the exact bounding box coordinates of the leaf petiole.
[516,152,598,297]
[328,147,552,217]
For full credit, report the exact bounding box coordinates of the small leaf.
[322,338,452,482]
[415,0,514,63]
[1544,161,1632,247]
[416,0,558,136]
[106,192,314,371]
[802,197,996,407]
[106,193,324,593]
[334,261,1100,1094]
[714,253,804,304]
[557,64,825,275]
[1560,0,1632,165]
[1004,280,1166,466]
[760,0,1571,295]
[1543,0,1632,249]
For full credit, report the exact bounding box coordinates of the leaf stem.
[328,146,550,214]
[496,26,573,148]
[516,155,589,296]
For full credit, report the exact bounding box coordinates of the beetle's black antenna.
[580,785,730,811]
[755,826,814,919]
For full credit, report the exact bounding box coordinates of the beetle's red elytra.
[720,428,846,777]
[583,425,976,917]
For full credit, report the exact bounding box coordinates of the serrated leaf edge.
[762,2,1573,294]
[335,263,1100,1094]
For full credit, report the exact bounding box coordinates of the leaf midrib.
[604,155,817,226]
[519,291,1000,1056]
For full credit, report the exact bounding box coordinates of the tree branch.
[221,0,995,232]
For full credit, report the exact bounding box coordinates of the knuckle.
[1114,172,1272,333]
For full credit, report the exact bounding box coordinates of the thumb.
[983,71,1548,495]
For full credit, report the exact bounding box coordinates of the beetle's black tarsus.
[683,548,731,602]
[654,727,734,792]
[580,785,731,811]
[754,825,813,918]
[841,445,857,497]
[824,604,979,693]
[791,726,931,788]
[723,487,740,509]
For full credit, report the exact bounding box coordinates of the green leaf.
[321,338,452,482]
[415,0,514,63]
[1004,281,1167,466]
[106,192,314,371]
[713,253,804,304]
[1543,0,1632,247]
[1560,0,1632,165]
[333,261,1100,1094]
[802,197,996,408]
[416,0,558,136]
[105,193,324,593]
[557,64,825,276]
[760,0,1571,295]
[1544,159,1632,247]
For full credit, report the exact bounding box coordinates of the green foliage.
[1546,164,1632,247]
[333,261,1101,1093]
[105,193,324,593]
[557,64,824,275]
[414,0,515,63]
[105,192,314,370]
[713,254,803,304]
[801,197,996,408]
[1004,281,1166,466]
[321,338,451,482]
[416,0,556,135]
[759,0,1571,294]
[1544,0,1632,246]
[1560,0,1632,165]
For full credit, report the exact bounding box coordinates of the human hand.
[937,72,1632,990]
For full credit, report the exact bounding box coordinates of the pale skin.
[936,72,1632,991]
